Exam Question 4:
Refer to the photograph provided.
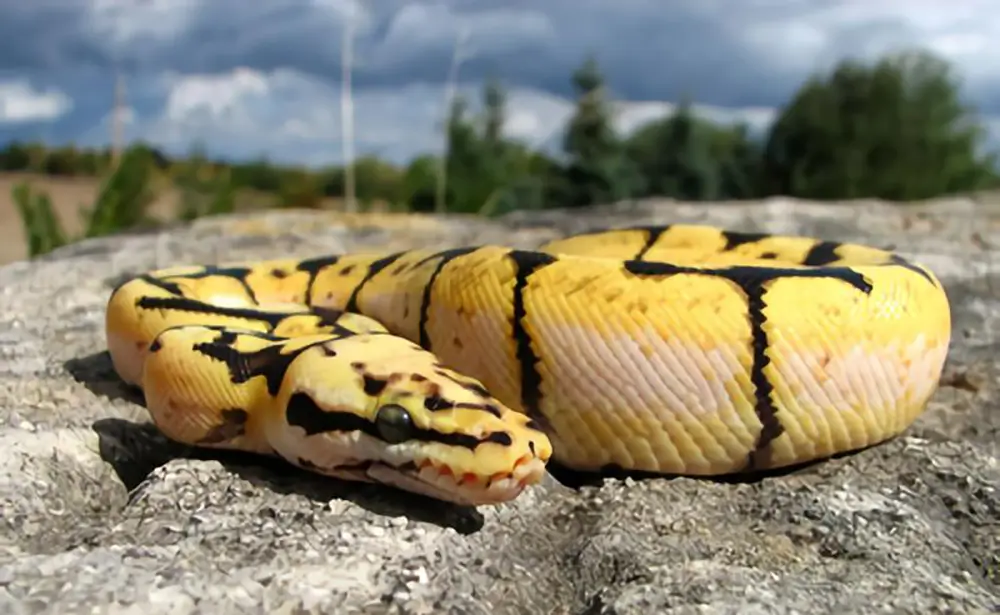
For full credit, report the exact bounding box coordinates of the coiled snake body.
[105,224,951,506]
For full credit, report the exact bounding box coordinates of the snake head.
[273,334,553,506]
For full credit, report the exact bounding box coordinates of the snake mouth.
[321,453,547,506]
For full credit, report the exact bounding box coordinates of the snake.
[104,223,952,506]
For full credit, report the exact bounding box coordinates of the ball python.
[104,223,952,506]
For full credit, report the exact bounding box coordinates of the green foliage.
[625,101,765,200]
[229,157,286,193]
[82,145,159,238]
[6,46,1000,261]
[399,154,438,212]
[277,170,323,209]
[441,94,496,213]
[174,145,236,221]
[321,156,406,209]
[763,49,1000,200]
[560,56,643,206]
[12,144,161,258]
[422,77,564,215]
[13,182,68,257]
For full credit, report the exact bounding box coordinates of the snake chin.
[359,454,546,506]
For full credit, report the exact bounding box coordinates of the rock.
[0,198,997,614]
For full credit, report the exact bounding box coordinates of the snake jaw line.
[362,451,546,506]
[297,439,547,506]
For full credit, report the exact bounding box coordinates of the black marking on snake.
[213,329,239,345]
[507,249,559,429]
[415,247,478,350]
[309,306,362,336]
[201,324,286,343]
[889,254,937,286]
[363,375,388,396]
[344,252,407,313]
[623,260,873,470]
[137,274,183,296]
[207,265,259,301]
[802,241,842,266]
[285,392,513,449]
[741,280,782,470]
[481,404,503,419]
[137,296,293,329]
[424,396,501,414]
[425,394,454,411]
[146,265,259,303]
[624,225,672,260]
[296,255,341,304]
[720,230,774,252]
[196,408,249,444]
[193,333,327,396]
[432,367,494,401]
[804,240,937,287]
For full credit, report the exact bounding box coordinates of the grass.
[0,169,364,265]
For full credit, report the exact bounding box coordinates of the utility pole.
[340,13,356,213]
[111,69,126,169]
[435,28,467,214]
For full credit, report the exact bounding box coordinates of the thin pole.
[435,28,467,214]
[341,13,356,213]
[111,69,125,169]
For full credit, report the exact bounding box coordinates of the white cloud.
[71,67,780,166]
[162,67,270,120]
[5,1,1000,163]
[0,80,72,123]
[729,0,1000,81]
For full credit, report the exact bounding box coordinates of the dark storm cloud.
[0,0,837,109]
[0,2,109,71]
[3,0,999,164]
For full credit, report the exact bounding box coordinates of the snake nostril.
[528,440,536,456]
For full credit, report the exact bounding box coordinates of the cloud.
[0,80,72,123]
[58,66,772,166]
[2,1,1000,165]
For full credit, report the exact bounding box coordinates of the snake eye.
[375,404,413,444]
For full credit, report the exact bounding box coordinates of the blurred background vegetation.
[8,49,1000,258]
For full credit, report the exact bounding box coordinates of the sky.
[1,0,999,167]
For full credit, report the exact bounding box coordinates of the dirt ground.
[0,172,173,265]
[0,172,359,265]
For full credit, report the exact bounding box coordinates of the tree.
[82,145,160,237]
[560,56,643,206]
[762,49,999,200]
[482,76,506,148]
[174,143,235,221]
[0,142,32,171]
[625,100,728,201]
[441,94,494,213]
[401,154,438,212]
[713,122,764,199]
[436,80,534,214]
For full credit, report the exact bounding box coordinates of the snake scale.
[104,223,952,506]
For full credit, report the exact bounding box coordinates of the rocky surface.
[0,197,997,614]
